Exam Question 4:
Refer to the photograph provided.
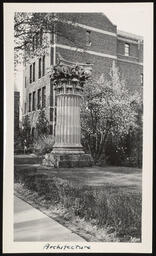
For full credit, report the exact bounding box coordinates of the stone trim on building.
[117,58,143,66]
[56,43,117,60]
[64,20,117,37]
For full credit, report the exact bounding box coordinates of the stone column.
[53,79,84,154]
[43,61,94,168]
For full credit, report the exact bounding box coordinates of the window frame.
[38,58,42,79]
[29,93,32,112]
[37,88,41,109]
[50,80,53,106]
[32,36,35,51]
[40,29,43,45]
[36,32,39,49]
[50,47,54,65]
[42,55,45,76]
[32,91,36,111]
[30,65,32,83]
[24,102,27,114]
[42,86,46,108]
[86,30,92,47]
[33,62,35,82]
[140,73,143,85]
[124,43,130,56]
[49,124,53,135]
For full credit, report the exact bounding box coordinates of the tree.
[14,12,83,66]
[81,62,142,163]
[36,109,50,136]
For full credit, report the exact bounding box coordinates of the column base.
[52,145,84,154]
[42,152,94,168]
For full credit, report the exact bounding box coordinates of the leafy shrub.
[36,109,50,136]
[33,135,55,155]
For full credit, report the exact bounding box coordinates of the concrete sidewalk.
[14,196,85,242]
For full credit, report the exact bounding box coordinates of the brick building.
[23,13,143,136]
[14,90,20,136]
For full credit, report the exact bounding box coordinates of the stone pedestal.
[43,61,93,168]
[43,152,94,168]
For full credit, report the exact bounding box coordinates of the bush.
[36,109,50,136]
[105,133,142,168]
[14,168,142,240]
[33,135,55,155]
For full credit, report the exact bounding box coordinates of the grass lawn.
[14,153,142,191]
[14,162,142,242]
[16,164,142,192]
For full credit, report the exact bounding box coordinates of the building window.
[32,91,36,111]
[50,32,54,44]
[36,32,39,49]
[25,77,27,88]
[38,58,42,78]
[86,30,91,46]
[30,65,32,83]
[50,81,53,106]
[42,55,45,76]
[27,43,31,56]
[32,127,35,138]
[32,36,35,51]
[24,41,30,55]
[42,86,46,108]
[125,43,130,56]
[29,93,32,112]
[50,107,53,121]
[49,125,53,135]
[37,88,41,109]
[33,30,42,50]
[141,73,143,85]
[24,103,26,114]
[40,29,43,45]
[51,47,54,65]
[33,62,35,82]
[55,107,57,123]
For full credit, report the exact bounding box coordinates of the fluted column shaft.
[54,91,83,152]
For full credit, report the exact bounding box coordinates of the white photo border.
[3,2,153,254]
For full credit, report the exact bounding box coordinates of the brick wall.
[57,13,117,33]
[56,22,117,56]
[117,60,143,88]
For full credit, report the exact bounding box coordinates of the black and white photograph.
[3,2,153,254]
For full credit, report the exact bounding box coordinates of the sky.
[102,3,148,37]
